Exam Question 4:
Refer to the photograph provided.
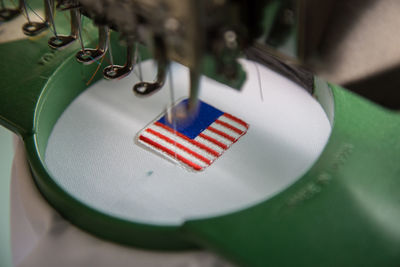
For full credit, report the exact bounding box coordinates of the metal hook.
[133,37,167,96]
[75,25,108,65]
[22,0,53,36]
[48,7,79,50]
[103,44,135,80]
[133,60,167,96]
[0,0,22,21]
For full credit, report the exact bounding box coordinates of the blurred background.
[292,0,400,109]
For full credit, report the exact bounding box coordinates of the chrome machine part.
[48,6,80,49]
[0,0,23,21]
[75,24,108,64]
[22,0,54,36]
[76,0,253,114]
[132,60,167,96]
[103,44,135,80]
[133,37,167,96]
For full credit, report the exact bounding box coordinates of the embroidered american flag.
[137,99,249,172]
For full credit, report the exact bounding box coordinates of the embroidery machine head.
[66,0,274,113]
[3,0,310,114]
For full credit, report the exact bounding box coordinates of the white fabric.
[44,59,331,226]
[11,137,232,267]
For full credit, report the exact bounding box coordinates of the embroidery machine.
[0,0,400,266]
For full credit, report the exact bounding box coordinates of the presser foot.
[22,0,54,37]
[133,37,167,96]
[48,35,77,49]
[76,48,106,64]
[103,65,133,80]
[75,25,108,65]
[133,59,166,96]
[133,61,166,97]
[22,21,49,36]
[133,81,164,97]
[48,8,79,50]
[103,44,134,80]
[0,8,20,21]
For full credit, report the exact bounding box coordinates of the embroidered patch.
[136,99,249,172]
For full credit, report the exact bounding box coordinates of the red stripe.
[145,128,211,164]
[154,121,220,157]
[139,135,203,171]
[198,133,228,149]
[215,120,244,135]
[223,113,249,128]
[207,127,236,142]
